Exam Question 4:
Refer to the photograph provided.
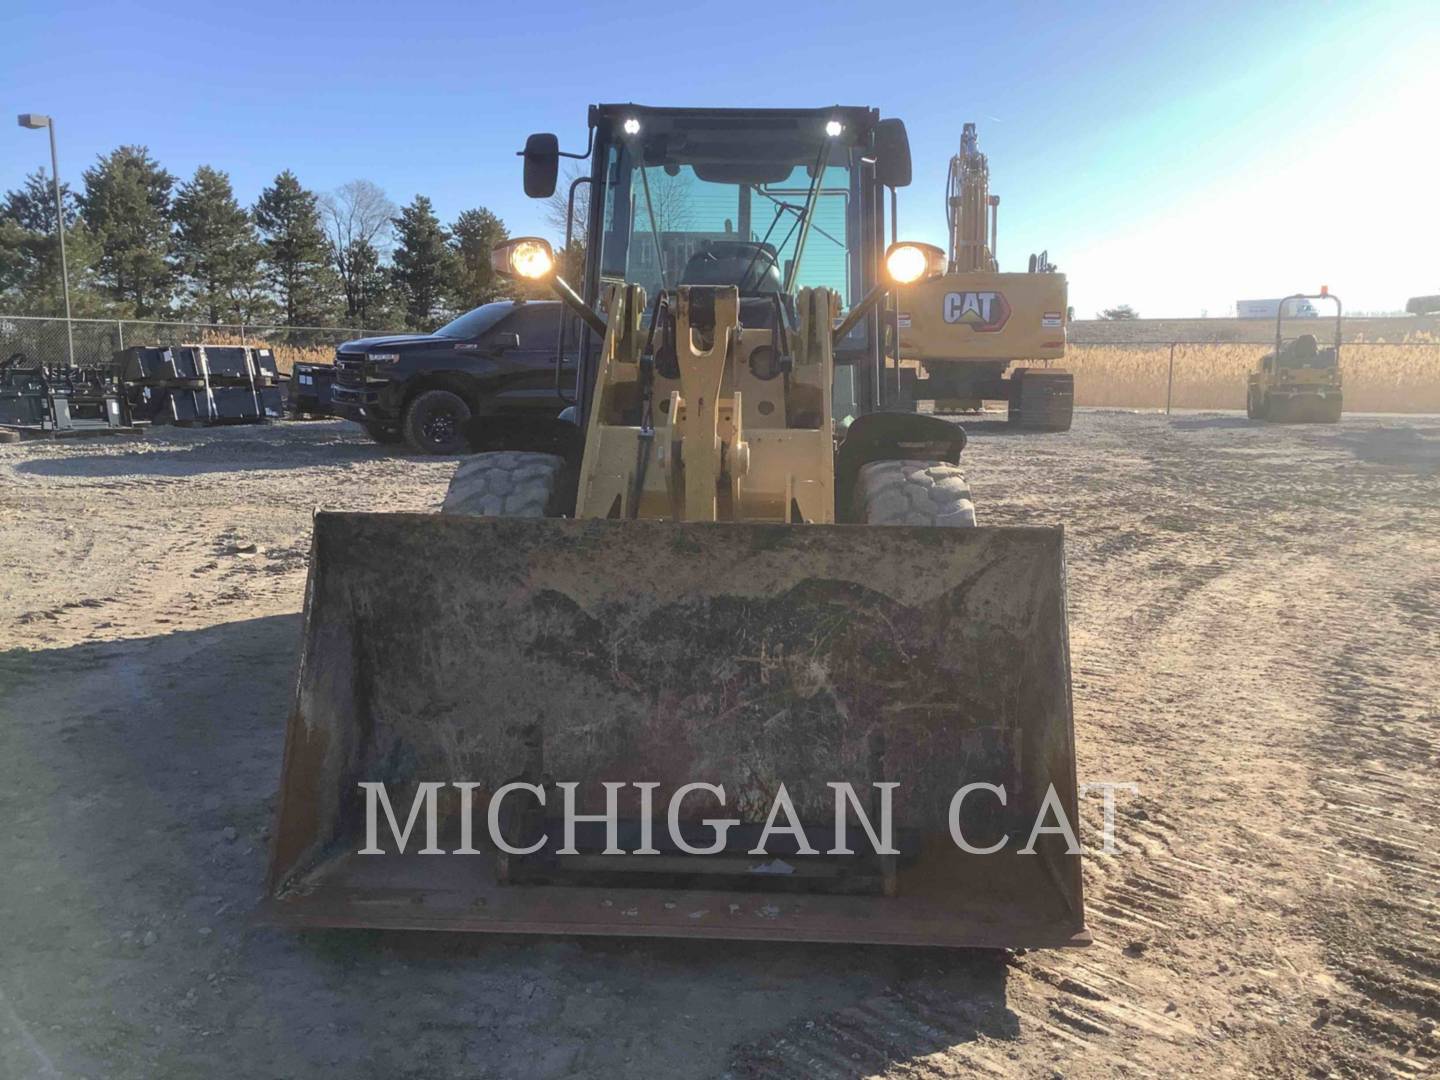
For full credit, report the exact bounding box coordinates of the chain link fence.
[5,313,1436,412]
[0,314,401,376]
[1060,339,1440,414]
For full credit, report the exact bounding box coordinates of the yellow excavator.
[1246,290,1343,423]
[889,122,1073,429]
[265,105,1087,949]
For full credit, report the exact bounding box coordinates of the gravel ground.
[1,413,1437,1078]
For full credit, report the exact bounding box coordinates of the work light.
[885,242,944,285]
[491,237,556,280]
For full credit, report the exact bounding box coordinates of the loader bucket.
[265,512,1088,949]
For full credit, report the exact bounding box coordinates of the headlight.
[367,352,401,364]
[491,237,555,280]
[885,242,945,285]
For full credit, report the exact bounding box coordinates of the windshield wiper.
[781,138,833,295]
[738,199,803,294]
[748,184,846,252]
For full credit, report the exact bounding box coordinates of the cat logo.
[942,290,1011,332]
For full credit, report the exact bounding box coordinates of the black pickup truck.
[331,299,577,454]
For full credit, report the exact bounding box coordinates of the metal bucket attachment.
[265,512,1088,948]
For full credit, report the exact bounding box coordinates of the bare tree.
[322,180,396,321]
[544,163,691,243]
[545,164,588,243]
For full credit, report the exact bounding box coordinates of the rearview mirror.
[874,118,912,188]
[522,133,560,198]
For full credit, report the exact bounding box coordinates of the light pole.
[18,113,76,368]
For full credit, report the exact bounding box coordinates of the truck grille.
[335,355,368,389]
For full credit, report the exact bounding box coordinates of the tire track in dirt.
[5,412,1437,1078]
[728,414,1438,1077]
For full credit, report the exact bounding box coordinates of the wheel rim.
[422,407,461,446]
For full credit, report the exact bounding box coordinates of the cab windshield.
[595,115,866,311]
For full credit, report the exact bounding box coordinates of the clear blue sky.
[4,0,1435,317]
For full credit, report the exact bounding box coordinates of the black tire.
[0,429,20,444]
[1245,388,1259,420]
[403,389,472,455]
[1321,395,1343,423]
[1008,369,1073,432]
[441,451,565,518]
[852,460,977,526]
[361,420,403,445]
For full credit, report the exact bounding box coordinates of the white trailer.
[1237,298,1320,319]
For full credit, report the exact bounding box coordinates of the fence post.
[1165,342,1175,415]
[240,323,246,346]
[116,320,124,352]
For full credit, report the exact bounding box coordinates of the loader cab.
[532,105,905,426]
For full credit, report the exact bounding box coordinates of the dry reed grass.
[1062,331,1440,412]
[195,331,341,377]
[196,327,1440,414]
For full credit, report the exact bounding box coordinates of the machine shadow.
[1331,422,1440,473]
[4,615,1019,1076]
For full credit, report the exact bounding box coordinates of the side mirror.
[522,133,560,198]
[873,118,912,188]
[491,332,520,352]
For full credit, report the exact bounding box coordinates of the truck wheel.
[1008,369,1073,432]
[852,460,977,527]
[1245,389,1259,420]
[362,421,403,445]
[403,390,472,455]
[441,451,565,517]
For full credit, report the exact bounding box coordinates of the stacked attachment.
[0,352,136,438]
[118,344,284,425]
[286,361,338,418]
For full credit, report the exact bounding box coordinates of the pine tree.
[78,146,175,316]
[391,195,455,330]
[449,207,508,311]
[4,168,76,234]
[0,169,105,316]
[172,166,262,324]
[344,237,393,328]
[253,171,336,327]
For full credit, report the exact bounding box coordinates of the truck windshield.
[595,116,863,310]
[433,302,514,340]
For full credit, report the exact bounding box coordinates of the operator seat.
[681,241,783,295]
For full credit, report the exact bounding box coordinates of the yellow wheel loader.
[1247,290,1343,423]
[265,105,1088,950]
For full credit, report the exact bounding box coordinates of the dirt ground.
[1,412,1437,1079]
